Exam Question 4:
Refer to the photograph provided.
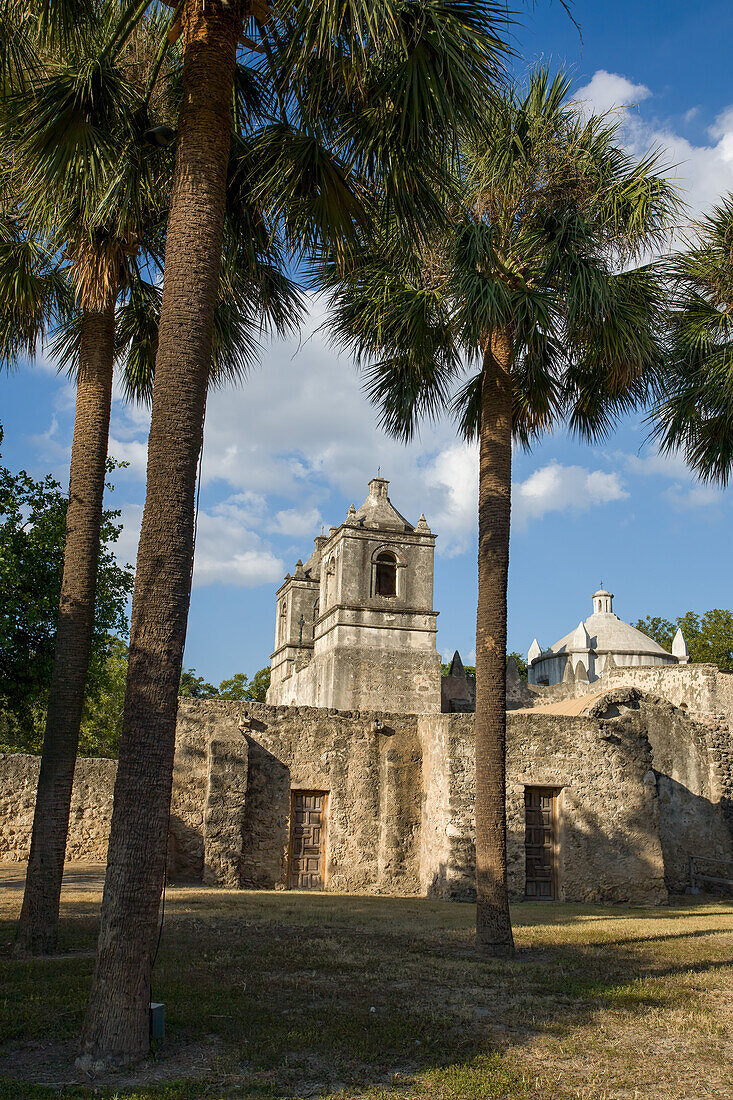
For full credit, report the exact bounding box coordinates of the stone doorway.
[288,791,328,889]
[524,787,558,899]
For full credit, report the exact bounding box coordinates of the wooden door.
[524,787,557,899]
[288,791,327,889]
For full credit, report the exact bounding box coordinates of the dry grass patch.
[0,864,731,1099]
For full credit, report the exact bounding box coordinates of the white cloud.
[193,502,284,586]
[574,71,733,220]
[615,449,728,509]
[266,506,323,538]
[422,442,478,556]
[663,483,725,510]
[573,71,651,118]
[104,300,641,571]
[29,344,63,376]
[27,414,72,470]
[512,462,628,530]
[616,449,692,480]
[107,435,149,479]
[114,503,143,569]
[106,296,480,561]
[113,498,285,588]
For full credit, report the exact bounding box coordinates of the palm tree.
[323,70,677,956]
[649,196,733,485]
[4,2,174,957]
[80,0,512,1064]
[6,2,303,958]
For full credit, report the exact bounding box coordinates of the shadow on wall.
[655,773,733,893]
[428,799,668,907]
[241,737,290,889]
[427,860,476,903]
[168,815,205,880]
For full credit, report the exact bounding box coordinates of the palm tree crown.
[325,70,677,446]
[650,196,733,485]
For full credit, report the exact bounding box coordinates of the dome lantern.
[592,588,614,615]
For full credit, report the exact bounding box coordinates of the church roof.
[352,476,416,533]
[545,592,673,659]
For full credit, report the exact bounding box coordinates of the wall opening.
[375,551,397,597]
[524,787,559,900]
[288,790,328,890]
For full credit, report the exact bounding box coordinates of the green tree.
[633,616,677,652]
[219,666,270,702]
[4,0,176,957]
[0,432,133,754]
[178,669,219,698]
[6,0,301,957]
[78,635,129,758]
[508,652,528,681]
[635,610,733,670]
[325,70,677,955]
[82,1,512,1063]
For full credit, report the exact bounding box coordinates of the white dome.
[528,589,679,686]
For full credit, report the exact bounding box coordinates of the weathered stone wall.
[175,700,423,893]
[531,663,725,714]
[418,715,475,899]
[507,705,668,904]
[635,697,733,891]
[418,703,669,905]
[0,754,116,861]
[599,663,721,716]
[2,691,729,907]
[272,643,442,714]
[532,666,733,876]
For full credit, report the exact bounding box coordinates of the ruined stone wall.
[2,692,727,907]
[0,754,116,861]
[529,663,726,714]
[507,708,667,904]
[418,715,475,899]
[418,706,668,905]
[175,700,423,893]
[626,695,733,890]
[599,663,720,716]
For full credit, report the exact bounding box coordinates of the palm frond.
[647,194,733,484]
[115,271,160,402]
[246,122,370,260]
[0,217,69,369]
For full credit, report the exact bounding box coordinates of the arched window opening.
[375,551,397,597]
[324,559,335,607]
[313,598,320,622]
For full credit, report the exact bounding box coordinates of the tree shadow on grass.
[0,884,730,1099]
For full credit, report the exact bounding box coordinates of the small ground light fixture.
[150,1002,165,1040]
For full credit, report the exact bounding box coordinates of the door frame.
[523,785,562,901]
[287,789,329,890]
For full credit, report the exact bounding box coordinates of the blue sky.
[3,0,733,682]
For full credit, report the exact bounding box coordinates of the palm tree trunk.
[80,0,242,1065]
[14,300,116,958]
[474,329,515,957]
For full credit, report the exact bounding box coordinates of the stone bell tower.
[268,476,441,713]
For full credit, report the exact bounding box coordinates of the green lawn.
[0,865,731,1099]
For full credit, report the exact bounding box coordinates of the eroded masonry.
[1,477,731,905]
